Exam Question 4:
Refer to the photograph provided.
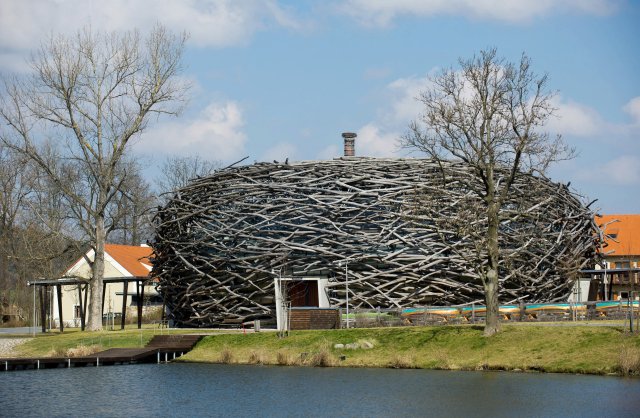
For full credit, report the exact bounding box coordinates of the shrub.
[309,349,335,367]
[389,354,416,369]
[431,347,453,369]
[248,349,266,365]
[0,317,28,328]
[66,344,102,357]
[617,344,640,376]
[46,346,67,357]
[276,350,297,366]
[219,347,234,364]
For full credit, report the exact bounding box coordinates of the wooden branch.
[151,157,600,326]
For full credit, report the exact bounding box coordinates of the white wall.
[274,277,331,332]
[52,249,156,328]
[52,281,158,328]
[567,278,591,303]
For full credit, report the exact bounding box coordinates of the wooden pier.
[1,334,202,372]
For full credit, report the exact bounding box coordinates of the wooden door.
[287,281,319,307]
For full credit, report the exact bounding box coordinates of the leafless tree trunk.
[0,25,187,330]
[402,48,574,336]
[0,145,32,293]
[0,143,77,317]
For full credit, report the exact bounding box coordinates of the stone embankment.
[0,338,30,357]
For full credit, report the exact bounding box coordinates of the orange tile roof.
[597,214,640,257]
[104,244,153,277]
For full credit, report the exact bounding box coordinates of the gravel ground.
[0,338,31,357]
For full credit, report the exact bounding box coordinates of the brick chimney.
[342,132,357,157]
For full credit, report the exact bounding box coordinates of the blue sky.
[1,0,638,213]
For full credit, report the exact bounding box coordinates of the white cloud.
[261,142,297,162]
[383,75,619,140]
[385,74,431,124]
[371,72,638,157]
[0,51,31,73]
[0,0,302,70]
[546,97,603,137]
[319,74,427,159]
[329,73,429,159]
[317,144,341,160]
[601,156,640,185]
[137,101,247,161]
[575,155,640,186]
[356,124,401,157]
[545,95,640,138]
[623,96,640,125]
[384,71,485,125]
[339,0,617,26]
[318,124,401,159]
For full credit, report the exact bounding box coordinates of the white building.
[52,244,159,328]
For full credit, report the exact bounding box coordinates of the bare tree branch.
[401,48,580,336]
[0,24,187,330]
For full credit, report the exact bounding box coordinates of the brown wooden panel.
[290,308,339,330]
[587,279,599,301]
[287,281,319,307]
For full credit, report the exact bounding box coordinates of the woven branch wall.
[151,157,600,327]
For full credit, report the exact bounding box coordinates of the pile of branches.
[151,157,600,327]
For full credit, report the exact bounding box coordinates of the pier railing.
[339,300,640,328]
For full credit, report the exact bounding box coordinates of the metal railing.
[339,300,640,329]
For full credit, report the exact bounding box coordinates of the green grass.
[6,328,240,358]
[181,325,640,375]
[4,325,640,375]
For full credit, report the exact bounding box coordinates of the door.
[287,281,319,307]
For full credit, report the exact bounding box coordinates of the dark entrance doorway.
[287,281,319,307]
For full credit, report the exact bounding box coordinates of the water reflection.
[1,364,639,417]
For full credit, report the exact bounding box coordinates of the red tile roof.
[63,244,154,278]
[598,214,640,257]
[103,244,153,277]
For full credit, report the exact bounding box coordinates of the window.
[74,305,81,319]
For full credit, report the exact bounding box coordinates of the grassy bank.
[180,325,640,376]
[5,328,237,358]
[4,325,640,376]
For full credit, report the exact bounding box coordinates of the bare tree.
[0,143,77,318]
[109,159,156,246]
[402,48,573,336]
[0,25,187,330]
[155,155,221,200]
[0,145,32,294]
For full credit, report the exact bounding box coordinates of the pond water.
[1,364,639,417]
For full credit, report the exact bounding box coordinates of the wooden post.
[77,284,85,331]
[137,280,144,329]
[121,280,128,330]
[161,299,166,326]
[56,284,64,333]
[101,281,107,328]
[519,301,525,322]
[608,280,613,301]
[83,283,88,330]
[39,286,46,333]
[629,298,634,333]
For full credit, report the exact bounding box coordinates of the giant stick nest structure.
[151,157,601,327]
